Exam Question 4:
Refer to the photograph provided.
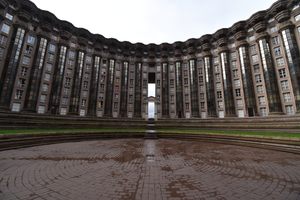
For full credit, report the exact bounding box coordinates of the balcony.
[234,30,247,41]
[275,10,290,23]
[253,21,267,33]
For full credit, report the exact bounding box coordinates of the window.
[48,54,55,62]
[200,93,204,100]
[199,76,204,83]
[63,88,70,95]
[21,67,28,76]
[37,106,45,114]
[60,108,67,115]
[231,61,237,69]
[82,91,88,98]
[281,80,289,90]
[235,89,241,97]
[276,58,284,67]
[42,84,49,92]
[230,52,237,60]
[5,13,13,21]
[184,78,188,85]
[83,81,88,89]
[44,73,51,81]
[255,74,262,83]
[86,56,92,63]
[250,45,256,54]
[217,91,222,99]
[214,65,220,73]
[283,93,291,102]
[113,102,118,109]
[274,47,281,57]
[170,79,174,86]
[286,105,294,115]
[0,48,4,59]
[200,102,205,109]
[80,109,85,116]
[40,94,46,103]
[61,98,68,105]
[258,96,266,105]
[0,35,7,46]
[69,51,75,59]
[11,103,21,112]
[46,63,52,72]
[295,14,300,21]
[215,73,221,81]
[216,83,222,90]
[1,24,10,34]
[279,69,286,78]
[217,101,223,109]
[22,56,31,65]
[272,36,280,45]
[81,99,87,107]
[253,64,260,73]
[25,45,33,55]
[65,78,71,87]
[233,69,239,78]
[252,55,259,63]
[213,57,219,64]
[27,35,35,45]
[270,26,278,33]
[185,103,189,110]
[260,107,267,117]
[234,80,241,87]
[249,36,255,42]
[257,85,264,94]
[48,44,56,53]
[15,90,23,100]
[18,78,26,88]
[237,99,243,107]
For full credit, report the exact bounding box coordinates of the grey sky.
[31,0,276,44]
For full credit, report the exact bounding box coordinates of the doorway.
[148,72,156,120]
[148,83,155,119]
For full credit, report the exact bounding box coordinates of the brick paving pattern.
[0,139,300,200]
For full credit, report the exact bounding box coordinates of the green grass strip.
[157,128,300,139]
[0,128,145,135]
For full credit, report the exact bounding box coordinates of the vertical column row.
[112,59,122,118]
[141,60,148,119]
[35,42,58,114]
[229,50,247,118]
[0,12,15,91]
[182,59,191,118]
[0,27,25,110]
[161,62,169,117]
[156,60,162,119]
[96,58,108,117]
[127,58,135,118]
[10,31,37,112]
[57,48,76,115]
[168,58,176,118]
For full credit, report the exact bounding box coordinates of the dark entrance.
[148,73,155,84]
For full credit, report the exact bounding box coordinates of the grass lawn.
[157,128,300,140]
[1,127,300,140]
[0,128,146,135]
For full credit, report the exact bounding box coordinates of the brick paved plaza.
[0,139,300,200]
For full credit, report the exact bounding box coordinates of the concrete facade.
[0,0,300,119]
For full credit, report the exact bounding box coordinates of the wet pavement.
[0,139,300,200]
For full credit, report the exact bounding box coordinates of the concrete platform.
[0,139,300,200]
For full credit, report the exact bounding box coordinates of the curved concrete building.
[0,0,300,120]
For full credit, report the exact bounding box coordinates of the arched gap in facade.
[148,72,156,120]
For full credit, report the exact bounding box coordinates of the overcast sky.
[31,0,276,44]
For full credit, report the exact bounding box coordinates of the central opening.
[148,73,156,119]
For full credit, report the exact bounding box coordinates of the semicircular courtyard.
[1,139,300,200]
